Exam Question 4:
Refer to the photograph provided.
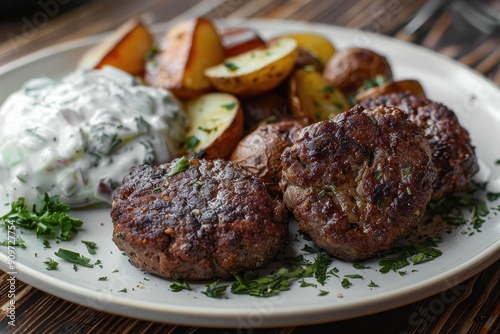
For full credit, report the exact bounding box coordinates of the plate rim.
[0,18,499,328]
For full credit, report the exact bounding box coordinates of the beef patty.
[280,105,436,261]
[111,157,288,280]
[361,92,478,200]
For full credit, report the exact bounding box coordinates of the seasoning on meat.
[361,92,478,200]
[280,105,436,261]
[111,157,288,280]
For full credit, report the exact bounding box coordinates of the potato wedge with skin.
[145,18,225,99]
[181,93,244,159]
[204,38,299,97]
[277,33,336,66]
[289,68,350,123]
[219,26,266,57]
[355,79,426,103]
[78,18,153,77]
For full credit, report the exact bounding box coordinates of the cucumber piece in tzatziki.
[0,66,186,207]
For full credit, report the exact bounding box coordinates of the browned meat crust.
[361,93,478,200]
[111,158,288,280]
[280,105,436,261]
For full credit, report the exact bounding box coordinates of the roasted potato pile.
[78,17,426,190]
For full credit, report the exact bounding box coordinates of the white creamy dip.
[0,66,186,207]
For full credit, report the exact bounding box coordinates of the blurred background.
[0,0,498,83]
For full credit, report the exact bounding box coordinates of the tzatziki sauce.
[0,66,186,207]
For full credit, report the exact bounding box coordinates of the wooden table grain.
[0,0,499,333]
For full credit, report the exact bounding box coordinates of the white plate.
[0,19,499,328]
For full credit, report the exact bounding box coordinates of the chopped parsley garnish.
[221,102,236,110]
[406,187,412,195]
[198,126,217,133]
[341,278,352,288]
[318,290,329,296]
[54,248,94,268]
[0,193,83,241]
[170,281,191,292]
[487,192,500,201]
[402,166,413,176]
[374,169,382,179]
[299,280,317,288]
[202,280,228,298]
[0,236,27,249]
[98,277,108,281]
[318,190,326,197]
[327,267,340,278]
[352,264,370,269]
[118,288,127,293]
[144,44,158,59]
[312,253,332,285]
[231,252,333,297]
[223,62,239,71]
[81,240,97,255]
[16,175,26,183]
[344,274,363,279]
[301,244,318,254]
[232,267,302,297]
[378,238,442,273]
[362,75,387,90]
[327,184,336,192]
[368,281,379,287]
[152,187,162,194]
[167,157,190,177]
[43,257,58,270]
[324,85,334,93]
[43,239,50,248]
[183,136,200,153]
[333,102,345,110]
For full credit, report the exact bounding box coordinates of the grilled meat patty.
[111,158,288,280]
[280,105,436,261]
[361,93,478,200]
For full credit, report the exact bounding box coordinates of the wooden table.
[0,0,499,333]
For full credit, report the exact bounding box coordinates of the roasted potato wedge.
[181,92,244,159]
[219,26,266,57]
[289,68,350,123]
[204,37,299,97]
[323,48,393,96]
[278,33,336,66]
[78,18,153,77]
[145,18,225,99]
[355,79,426,103]
[230,120,303,196]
